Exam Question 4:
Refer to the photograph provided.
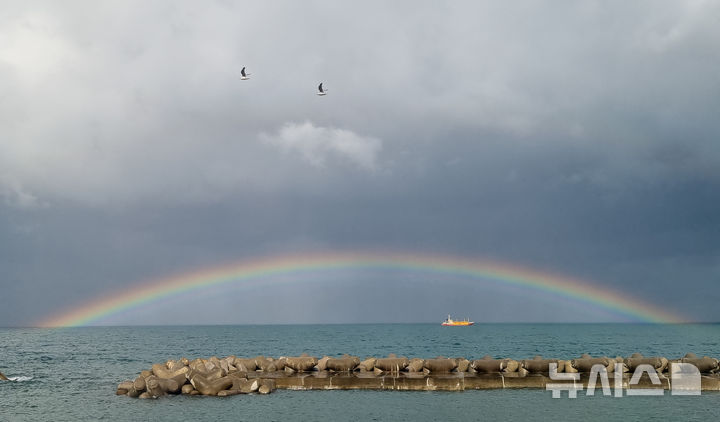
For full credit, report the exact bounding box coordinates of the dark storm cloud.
[1,1,719,325]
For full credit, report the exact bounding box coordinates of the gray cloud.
[1,0,719,325]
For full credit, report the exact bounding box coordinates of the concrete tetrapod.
[356,358,377,372]
[624,354,668,373]
[255,356,285,372]
[374,356,409,372]
[406,358,424,372]
[521,356,562,373]
[258,379,276,394]
[284,355,319,372]
[326,356,361,372]
[190,373,234,396]
[217,376,259,396]
[681,356,719,373]
[455,358,471,372]
[151,363,189,387]
[471,356,506,373]
[423,358,458,373]
[116,381,134,395]
[570,357,614,373]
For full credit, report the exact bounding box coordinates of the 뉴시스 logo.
[546,362,701,398]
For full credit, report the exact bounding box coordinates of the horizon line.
[10,321,719,329]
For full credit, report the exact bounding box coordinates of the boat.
[441,315,474,326]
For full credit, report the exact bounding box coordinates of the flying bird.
[240,67,251,80]
[317,83,327,96]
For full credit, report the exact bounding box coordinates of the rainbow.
[37,252,686,327]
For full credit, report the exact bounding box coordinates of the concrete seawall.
[264,371,720,391]
[116,353,720,398]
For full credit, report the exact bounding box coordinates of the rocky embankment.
[118,352,720,398]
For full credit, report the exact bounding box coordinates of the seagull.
[240,67,251,80]
[317,82,327,96]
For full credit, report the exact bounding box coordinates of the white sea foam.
[8,376,33,382]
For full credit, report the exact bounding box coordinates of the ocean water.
[1,323,719,421]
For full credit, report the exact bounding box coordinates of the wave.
[7,376,33,382]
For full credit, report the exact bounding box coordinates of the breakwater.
[117,353,720,398]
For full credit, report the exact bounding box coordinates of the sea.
[1,323,719,421]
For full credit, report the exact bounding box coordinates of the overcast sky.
[1,0,719,326]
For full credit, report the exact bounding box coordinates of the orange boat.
[441,315,474,326]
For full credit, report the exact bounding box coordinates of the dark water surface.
[1,324,719,421]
